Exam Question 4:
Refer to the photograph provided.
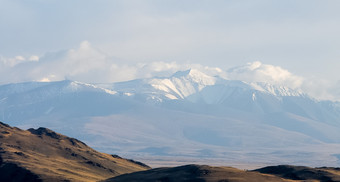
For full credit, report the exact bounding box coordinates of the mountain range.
[1,69,340,167]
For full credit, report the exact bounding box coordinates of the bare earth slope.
[106,164,340,182]
[0,121,150,182]
[105,164,292,182]
[255,165,340,182]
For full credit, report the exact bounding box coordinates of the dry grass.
[0,122,149,182]
[2,121,340,182]
[105,164,294,182]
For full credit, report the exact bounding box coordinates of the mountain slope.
[0,121,150,182]
[109,69,340,125]
[110,69,304,103]
[255,165,340,181]
[105,164,340,182]
[104,164,291,182]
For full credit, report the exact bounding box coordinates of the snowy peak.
[227,61,263,73]
[62,81,117,95]
[249,82,305,97]
[0,80,117,103]
[1,68,310,107]
[108,68,309,104]
[146,69,217,100]
[171,69,217,86]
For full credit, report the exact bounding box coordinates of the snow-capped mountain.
[103,69,338,123]
[107,69,304,103]
[1,69,340,167]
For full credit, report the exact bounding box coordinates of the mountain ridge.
[0,121,150,182]
[107,69,308,104]
[105,164,340,182]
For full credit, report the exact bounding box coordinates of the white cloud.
[0,41,339,101]
[226,61,304,89]
[0,55,25,67]
[301,79,340,101]
[29,55,39,61]
[0,55,41,68]
[15,56,25,61]
[135,61,225,79]
[1,0,340,87]
[0,41,226,84]
[225,61,340,101]
[38,77,51,82]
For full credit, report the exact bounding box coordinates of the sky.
[1,0,340,101]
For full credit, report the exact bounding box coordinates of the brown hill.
[106,164,340,182]
[104,164,292,182]
[0,121,150,182]
[2,121,340,182]
[255,165,340,182]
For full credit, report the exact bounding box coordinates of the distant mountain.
[110,68,305,103]
[105,164,340,182]
[1,69,340,167]
[107,69,340,125]
[0,121,149,182]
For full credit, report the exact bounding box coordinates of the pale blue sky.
[1,0,340,83]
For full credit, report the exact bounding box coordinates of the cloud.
[0,41,339,101]
[225,61,340,101]
[301,79,340,101]
[1,0,340,88]
[0,55,26,67]
[135,61,225,79]
[29,55,39,61]
[0,41,222,84]
[0,41,121,83]
[226,61,304,89]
